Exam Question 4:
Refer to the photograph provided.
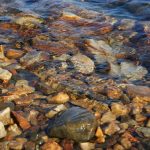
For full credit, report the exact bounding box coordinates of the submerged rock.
[20,51,49,67]
[70,53,95,74]
[120,62,148,80]
[47,107,97,142]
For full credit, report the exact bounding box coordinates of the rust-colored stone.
[41,140,63,150]
[12,111,31,130]
[6,49,24,59]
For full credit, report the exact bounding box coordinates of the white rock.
[0,121,7,139]
[0,107,11,125]
[0,68,12,81]
[71,53,95,74]
[80,142,95,150]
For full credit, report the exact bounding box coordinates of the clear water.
[0,0,150,20]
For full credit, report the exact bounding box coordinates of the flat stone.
[136,127,150,138]
[71,53,95,74]
[6,49,24,59]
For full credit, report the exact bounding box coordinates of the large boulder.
[47,107,97,142]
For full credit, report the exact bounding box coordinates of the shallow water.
[1,0,150,20]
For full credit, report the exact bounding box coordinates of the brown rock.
[101,111,116,124]
[111,103,129,117]
[24,141,35,150]
[9,140,25,150]
[12,111,31,130]
[48,92,69,104]
[41,141,63,150]
[79,142,95,150]
[120,138,132,149]
[62,139,74,150]
[107,86,122,99]
[104,122,120,136]
[113,144,125,150]
[126,84,150,98]
[6,49,24,59]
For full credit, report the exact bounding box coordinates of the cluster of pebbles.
[0,1,149,150]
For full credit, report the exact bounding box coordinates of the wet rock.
[70,53,95,74]
[0,107,12,125]
[15,15,43,28]
[85,39,115,64]
[0,142,9,150]
[54,54,71,61]
[47,107,97,142]
[106,86,122,99]
[28,110,39,126]
[120,62,148,80]
[0,67,12,81]
[45,104,67,118]
[12,111,31,130]
[48,92,69,104]
[20,51,49,67]
[117,19,135,30]
[24,141,35,150]
[95,127,105,143]
[104,122,120,136]
[0,102,15,111]
[101,111,116,124]
[41,140,62,150]
[111,103,129,117]
[147,119,150,127]
[113,144,124,150]
[9,140,24,150]
[61,139,73,150]
[6,49,24,59]
[120,138,132,150]
[0,121,7,139]
[126,84,150,98]
[0,45,5,59]
[136,127,150,138]
[7,124,22,137]
[79,142,95,150]
[134,113,146,122]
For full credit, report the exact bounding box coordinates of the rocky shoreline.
[0,1,149,150]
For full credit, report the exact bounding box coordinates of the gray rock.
[20,51,49,67]
[120,62,148,80]
[71,53,95,74]
[0,121,7,139]
[136,127,150,138]
[47,107,97,142]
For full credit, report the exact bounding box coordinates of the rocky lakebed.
[0,0,149,149]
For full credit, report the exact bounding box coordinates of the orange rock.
[6,49,24,59]
[12,111,31,130]
[41,141,63,150]
[107,86,122,99]
[95,127,105,143]
[62,139,74,150]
